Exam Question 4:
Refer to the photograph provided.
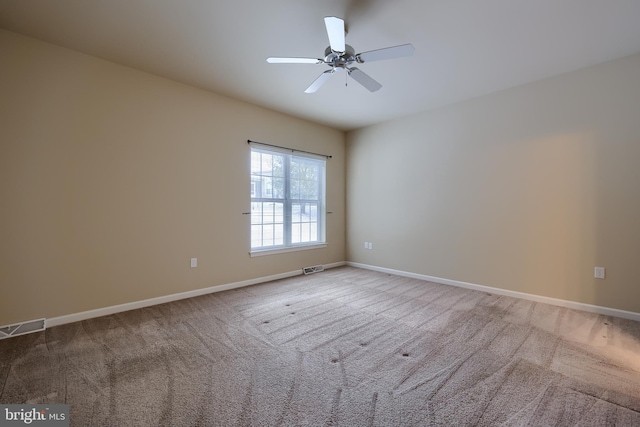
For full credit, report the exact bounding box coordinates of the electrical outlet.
[364,242,369,249]
[191,258,197,268]
[594,267,605,279]
[368,242,373,249]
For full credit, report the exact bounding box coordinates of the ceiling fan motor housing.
[324,45,356,69]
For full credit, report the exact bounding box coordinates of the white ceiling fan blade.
[266,57,323,64]
[324,16,346,53]
[348,68,382,92]
[356,43,415,63]
[305,69,334,93]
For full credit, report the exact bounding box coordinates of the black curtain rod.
[247,140,332,159]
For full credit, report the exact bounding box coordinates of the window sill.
[250,243,327,257]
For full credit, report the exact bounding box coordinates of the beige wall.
[347,53,640,313]
[0,30,345,326]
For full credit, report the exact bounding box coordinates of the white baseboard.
[347,262,640,322]
[47,261,346,328]
[39,260,640,328]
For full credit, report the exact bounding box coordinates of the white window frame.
[250,146,326,256]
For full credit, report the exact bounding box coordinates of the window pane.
[274,224,284,245]
[250,201,284,248]
[250,202,262,224]
[261,177,271,198]
[306,180,316,199]
[272,178,285,199]
[290,180,300,200]
[291,203,300,223]
[266,202,277,225]
[290,160,299,179]
[262,153,273,174]
[301,222,310,243]
[275,203,284,223]
[251,152,261,174]
[310,223,318,241]
[292,157,319,201]
[272,155,285,177]
[291,223,301,244]
[263,228,273,247]
[251,225,262,248]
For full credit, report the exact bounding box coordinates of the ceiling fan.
[267,16,414,93]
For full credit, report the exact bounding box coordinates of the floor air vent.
[0,318,46,340]
[303,265,324,275]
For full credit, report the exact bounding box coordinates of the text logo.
[0,405,69,427]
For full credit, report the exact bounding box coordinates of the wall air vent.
[0,318,46,340]
[303,265,325,275]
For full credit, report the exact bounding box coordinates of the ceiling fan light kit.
[266,16,414,93]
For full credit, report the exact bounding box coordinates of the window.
[250,146,326,253]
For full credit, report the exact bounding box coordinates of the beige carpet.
[1,266,640,426]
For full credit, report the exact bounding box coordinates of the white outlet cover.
[191,258,197,268]
[594,267,605,279]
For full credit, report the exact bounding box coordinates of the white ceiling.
[2,0,640,131]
